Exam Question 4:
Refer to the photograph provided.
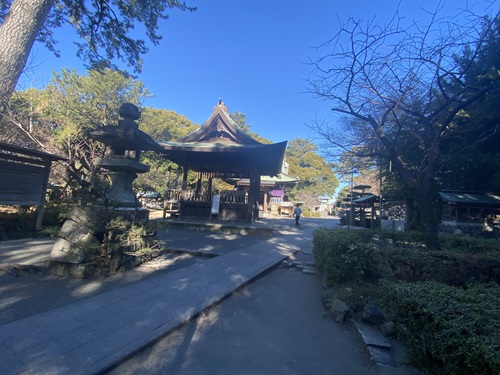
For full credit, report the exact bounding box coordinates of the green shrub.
[380,281,500,375]
[377,230,427,245]
[314,228,500,286]
[0,207,37,240]
[313,228,378,286]
[377,248,500,285]
[440,234,500,253]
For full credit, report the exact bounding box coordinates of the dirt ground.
[0,252,206,326]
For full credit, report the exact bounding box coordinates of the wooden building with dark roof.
[159,101,287,222]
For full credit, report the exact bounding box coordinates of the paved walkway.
[0,219,317,375]
[0,238,55,266]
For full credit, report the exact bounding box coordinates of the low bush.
[314,228,500,286]
[313,228,500,374]
[378,248,500,285]
[313,228,379,286]
[440,233,500,253]
[380,281,500,375]
[0,206,37,240]
[377,230,428,249]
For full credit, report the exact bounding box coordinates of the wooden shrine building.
[0,142,66,231]
[230,159,299,217]
[159,101,287,222]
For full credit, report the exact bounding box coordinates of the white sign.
[211,194,221,215]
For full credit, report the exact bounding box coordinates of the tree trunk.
[0,0,54,108]
[415,192,441,250]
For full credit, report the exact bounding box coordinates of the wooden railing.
[220,190,246,204]
[180,190,247,205]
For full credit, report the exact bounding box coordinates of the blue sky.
[19,0,496,145]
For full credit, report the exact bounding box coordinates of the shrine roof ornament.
[177,99,261,145]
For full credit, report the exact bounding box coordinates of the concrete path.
[0,219,315,375]
[106,238,372,375]
[1,245,293,374]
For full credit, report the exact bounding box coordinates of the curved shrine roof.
[159,101,287,178]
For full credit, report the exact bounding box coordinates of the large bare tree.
[307,3,499,249]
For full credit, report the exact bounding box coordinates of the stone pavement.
[0,217,410,375]
[0,238,55,267]
[0,220,308,375]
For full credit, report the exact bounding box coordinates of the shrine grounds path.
[0,217,373,375]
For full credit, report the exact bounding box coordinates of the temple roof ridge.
[177,100,261,145]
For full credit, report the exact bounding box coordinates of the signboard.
[211,194,221,215]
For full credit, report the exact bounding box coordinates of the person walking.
[293,204,302,227]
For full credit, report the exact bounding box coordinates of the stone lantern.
[89,103,164,219]
[48,104,163,276]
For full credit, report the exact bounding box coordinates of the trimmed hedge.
[312,228,500,375]
[313,228,500,286]
[440,234,500,253]
[377,248,500,285]
[380,281,500,375]
[313,228,379,286]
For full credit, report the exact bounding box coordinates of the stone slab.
[370,364,411,375]
[302,267,318,274]
[367,346,397,367]
[354,320,392,349]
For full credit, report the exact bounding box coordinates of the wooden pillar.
[246,170,256,222]
[371,203,375,229]
[195,173,202,194]
[263,190,268,218]
[208,177,213,196]
[246,170,262,222]
[179,165,188,220]
[35,161,51,232]
[182,166,188,190]
[254,174,261,220]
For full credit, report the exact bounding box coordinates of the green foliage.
[302,209,321,218]
[376,230,428,248]
[372,232,500,285]
[11,68,152,201]
[139,107,198,142]
[380,281,500,375]
[378,247,500,285]
[229,111,271,144]
[313,227,500,375]
[4,0,196,74]
[46,68,150,129]
[98,213,162,272]
[286,138,339,200]
[0,207,36,240]
[312,228,378,285]
[440,234,500,253]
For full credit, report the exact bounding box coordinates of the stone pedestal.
[49,206,100,264]
[95,157,150,206]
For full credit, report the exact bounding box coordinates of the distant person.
[293,204,302,227]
